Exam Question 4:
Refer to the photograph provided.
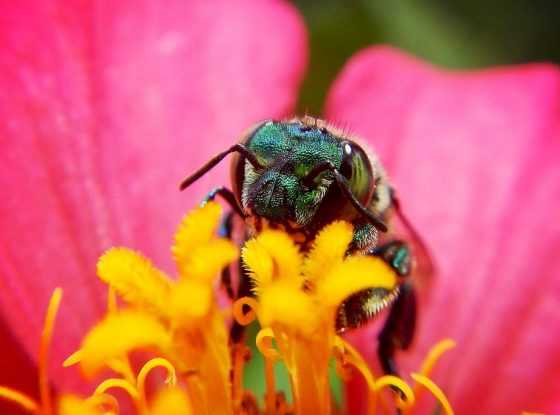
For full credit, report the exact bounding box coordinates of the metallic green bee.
[180,116,432,377]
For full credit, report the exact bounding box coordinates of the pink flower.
[1,1,558,414]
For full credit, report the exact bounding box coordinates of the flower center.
[0,203,456,415]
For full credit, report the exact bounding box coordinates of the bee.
[180,116,432,377]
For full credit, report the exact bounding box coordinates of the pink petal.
[326,47,560,414]
[0,0,306,391]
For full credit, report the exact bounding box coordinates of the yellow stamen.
[258,281,318,336]
[97,248,171,315]
[172,201,222,269]
[410,373,454,415]
[59,394,105,415]
[39,287,62,415]
[168,279,213,323]
[263,356,276,415]
[232,297,258,326]
[418,339,456,378]
[185,239,238,282]
[137,357,177,410]
[242,230,303,289]
[62,349,82,367]
[0,386,39,413]
[316,256,396,308]
[374,376,414,410]
[93,378,139,401]
[0,207,459,415]
[255,328,281,415]
[107,357,137,385]
[80,311,172,377]
[150,387,193,415]
[410,338,456,409]
[256,328,281,360]
[303,220,353,282]
[231,345,251,411]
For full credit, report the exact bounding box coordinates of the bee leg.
[369,240,412,278]
[206,193,252,344]
[377,282,416,374]
[203,186,245,218]
[371,240,415,411]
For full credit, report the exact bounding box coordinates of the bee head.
[180,118,387,233]
[233,119,383,230]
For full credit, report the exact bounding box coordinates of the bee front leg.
[203,186,245,218]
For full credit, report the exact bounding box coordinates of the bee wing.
[392,196,436,298]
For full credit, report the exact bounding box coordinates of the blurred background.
[292,0,560,113]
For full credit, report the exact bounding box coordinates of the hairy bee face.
[230,118,376,231]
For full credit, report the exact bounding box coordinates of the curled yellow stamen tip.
[39,287,63,415]
[374,375,415,410]
[411,373,454,415]
[137,357,177,395]
[63,350,82,367]
[93,378,139,401]
[232,297,258,326]
[0,386,39,413]
[256,328,280,360]
[419,338,456,377]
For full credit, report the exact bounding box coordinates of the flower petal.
[0,0,306,388]
[326,46,560,414]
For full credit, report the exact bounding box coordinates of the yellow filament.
[39,287,62,415]
[232,345,250,411]
[263,357,276,415]
[374,375,415,410]
[232,297,258,326]
[333,337,375,388]
[137,357,177,409]
[334,337,393,415]
[0,386,39,413]
[86,393,120,414]
[411,373,454,415]
[94,378,139,401]
[62,350,82,367]
[409,338,456,410]
[256,328,280,360]
[256,328,281,414]
[418,339,456,377]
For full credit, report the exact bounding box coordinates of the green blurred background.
[292,0,560,113]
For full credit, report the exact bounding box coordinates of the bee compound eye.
[340,141,354,179]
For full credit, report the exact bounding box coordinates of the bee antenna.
[179,144,263,190]
[303,161,388,232]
